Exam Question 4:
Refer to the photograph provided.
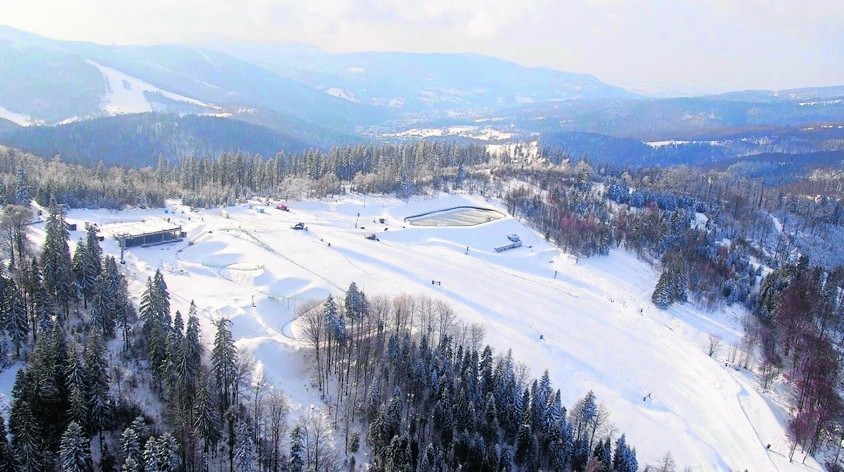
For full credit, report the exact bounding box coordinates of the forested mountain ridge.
[0,113,314,167]
[0,117,18,135]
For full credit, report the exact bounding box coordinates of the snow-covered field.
[42,193,820,471]
[386,126,513,141]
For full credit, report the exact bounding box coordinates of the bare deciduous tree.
[265,389,289,471]
[468,322,486,352]
[650,451,677,472]
[707,334,723,358]
[300,300,325,391]
[301,410,341,472]
[1,204,32,272]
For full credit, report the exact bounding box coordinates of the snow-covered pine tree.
[121,417,144,471]
[1,275,28,358]
[234,422,255,472]
[42,198,74,316]
[83,226,102,282]
[651,268,673,309]
[9,399,45,472]
[481,394,499,443]
[185,304,203,373]
[212,317,238,416]
[612,434,638,472]
[152,269,170,318]
[121,456,140,472]
[90,276,113,338]
[194,376,221,458]
[15,167,30,206]
[671,259,688,303]
[288,425,305,472]
[158,433,179,471]
[592,437,612,472]
[386,434,413,471]
[23,256,52,340]
[141,273,172,383]
[71,241,87,306]
[74,226,102,310]
[84,329,111,446]
[514,420,534,466]
[66,346,89,428]
[142,436,162,472]
[0,413,17,470]
[59,421,93,472]
[142,434,179,472]
[111,258,135,351]
[344,282,364,320]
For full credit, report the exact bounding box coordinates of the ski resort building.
[101,219,185,248]
[494,234,522,252]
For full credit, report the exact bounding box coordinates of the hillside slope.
[57,193,819,470]
[0,113,310,166]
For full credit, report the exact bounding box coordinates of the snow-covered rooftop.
[100,219,182,238]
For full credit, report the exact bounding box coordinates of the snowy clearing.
[87,60,217,115]
[325,87,360,103]
[0,104,35,126]
[34,193,821,471]
[387,126,513,141]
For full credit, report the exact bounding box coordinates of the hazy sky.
[1,0,842,93]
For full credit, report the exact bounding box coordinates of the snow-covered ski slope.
[86,60,217,115]
[58,194,819,471]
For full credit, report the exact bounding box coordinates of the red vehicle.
[277,203,289,211]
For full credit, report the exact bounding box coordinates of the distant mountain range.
[0,26,630,128]
[539,126,844,166]
[206,41,636,113]
[0,25,842,168]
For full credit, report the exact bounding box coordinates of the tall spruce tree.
[1,274,28,357]
[612,434,638,472]
[234,422,255,472]
[194,374,221,459]
[288,426,305,472]
[121,417,144,472]
[212,318,238,415]
[66,345,89,429]
[71,241,87,307]
[42,198,74,316]
[651,269,673,309]
[9,399,46,472]
[15,167,31,206]
[0,413,17,470]
[84,329,111,448]
[59,421,93,472]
